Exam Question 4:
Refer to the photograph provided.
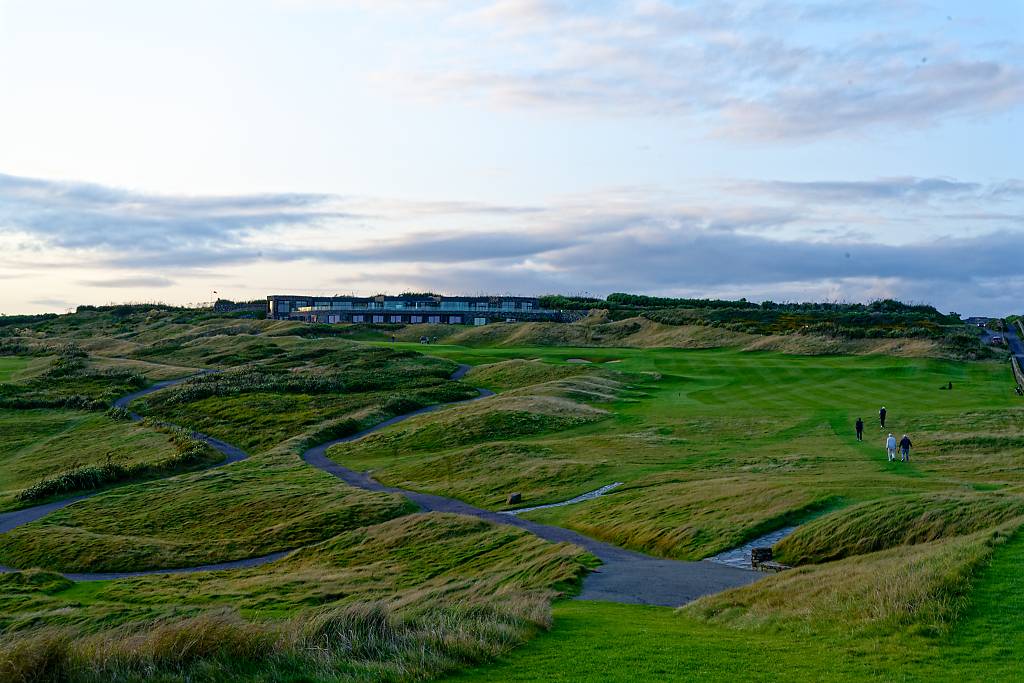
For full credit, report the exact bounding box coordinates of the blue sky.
[0,0,1021,314]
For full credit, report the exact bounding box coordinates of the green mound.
[774,492,1024,565]
[464,358,596,391]
[0,457,414,573]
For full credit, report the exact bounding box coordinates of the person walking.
[886,433,897,462]
[855,418,864,441]
[899,434,912,462]
[879,406,887,429]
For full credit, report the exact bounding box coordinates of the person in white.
[886,433,897,462]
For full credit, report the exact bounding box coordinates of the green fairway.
[0,356,31,383]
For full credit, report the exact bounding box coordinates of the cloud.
[0,172,344,253]
[373,1,1024,139]
[4,171,1024,314]
[79,275,176,288]
[746,177,988,203]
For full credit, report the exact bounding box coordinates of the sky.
[0,0,1022,315]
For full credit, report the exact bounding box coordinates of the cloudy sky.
[1,0,1022,315]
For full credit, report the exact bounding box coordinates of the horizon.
[1,1,1022,316]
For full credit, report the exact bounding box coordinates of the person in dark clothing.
[948,381,953,390]
[899,434,912,462]
[879,406,887,429]
[855,418,864,441]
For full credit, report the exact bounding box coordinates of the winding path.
[1,363,759,605]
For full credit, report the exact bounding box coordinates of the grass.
[0,356,33,383]
[774,491,1024,565]
[331,345,1023,560]
[2,307,1023,680]
[0,453,415,572]
[0,513,591,682]
[0,409,200,511]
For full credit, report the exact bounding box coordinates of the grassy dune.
[132,343,476,453]
[331,376,616,509]
[774,492,1024,565]
[0,514,590,682]
[0,454,414,572]
[0,409,202,511]
[333,344,1022,563]
[2,307,1022,680]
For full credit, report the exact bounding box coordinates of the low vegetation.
[0,453,414,572]
[0,409,201,511]
[774,492,1024,565]
[0,513,590,682]
[14,419,221,505]
[2,303,1022,680]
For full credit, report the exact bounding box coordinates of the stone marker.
[507,492,522,505]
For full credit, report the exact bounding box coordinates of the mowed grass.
[0,409,184,511]
[0,356,32,382]
[451,528,1024,683]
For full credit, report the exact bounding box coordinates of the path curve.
[2,363,759,605]
[303,364,758,606]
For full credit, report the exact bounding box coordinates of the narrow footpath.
[0,364,758,606]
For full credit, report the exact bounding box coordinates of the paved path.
[1005,321,1024,363]
[2,363,759,605]
[303,364,757,606]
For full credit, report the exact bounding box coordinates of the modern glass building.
[267,294,567,325]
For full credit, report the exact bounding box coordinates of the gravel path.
[3,362,760,605]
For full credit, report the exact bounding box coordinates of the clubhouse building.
[267,294,570,325]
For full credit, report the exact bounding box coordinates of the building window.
[449,315,462,324]
[352,315,364,323]
[411,315,422,323]
[390,315,402,323]
[428,315,440,324]
[373,315,384,323]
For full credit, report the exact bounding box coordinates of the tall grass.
[774,492,1024,565]
[15,420,220,503]
[0,598,549,683]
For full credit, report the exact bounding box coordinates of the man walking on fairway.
[855,418,864,441]
[886,433,897,462]
[879,406,887,428]
[899,434,912,462]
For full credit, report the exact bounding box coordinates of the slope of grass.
[464,358,592,391]
[0,455,414,572]
[449,530,1024,683]
[131,343,476,453]
[775,492,1024,565]
[0,514,591,682]
[0,356,32,382]
[0,409,194,511]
